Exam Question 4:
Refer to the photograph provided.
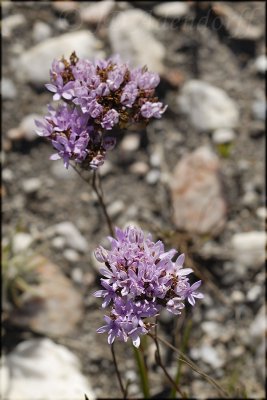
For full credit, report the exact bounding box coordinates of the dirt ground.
[2,1,266,399]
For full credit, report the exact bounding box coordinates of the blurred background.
[1,1,266,399]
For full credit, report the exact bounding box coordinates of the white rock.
[2,14,26,38]
[52,236,66,249]
[22,178,41,194]
[108,10,165,73]
[20,113,44,141]
[33,21,52,43]
[247,285,262,302]
[153,2,189,18]
[146,169,161,185]
[177,80,239,131]
[17,31,105,84]
[52,1,79,12]
[120,134,140,152]
[107,200,125,217]
[12,233,33,253]
[50,161,76,179]
[254,55,267,74]
[71,268,84,284]
[129,161,149,176]
[242,190,258,207]
[1,78,17,100]
[252,100,266,121]
[256,207,266,220]
[63,249,80,262]
[231,231,266,268]
[249,306,266,342]
[212,128,236,144]
[0,356,10,397]
[191,344,225,369]
[81,0,115,24]
[230,290,245,303]
[50,222,88,253]
[2,338,95,400]
[2,168,14,182]
[201,321,223,340]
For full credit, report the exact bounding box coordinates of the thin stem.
[111,343,128,399]
[149,330,184,398]
[71,164,114,236]
[132,344,150,399]
[155,335,229,398]
[92,170,114,236]
[170,320,192,399]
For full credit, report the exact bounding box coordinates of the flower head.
[36,52,167,170]
[94,226,203,347]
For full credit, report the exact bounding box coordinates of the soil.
[2,1,266,399]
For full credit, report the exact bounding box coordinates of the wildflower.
[94,226,203,347]
[36,52,167,170]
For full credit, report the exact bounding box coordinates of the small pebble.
[129,161,149,176]
[146,169,160,185]
[52,236,66,250]
[212,128,236,144]
[22,178,41,194]
[63,249,80,262]
[120,134,140,152]
[247,285,261,302]
[1,78,17,100]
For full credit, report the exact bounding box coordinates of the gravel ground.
[2,1,266,399]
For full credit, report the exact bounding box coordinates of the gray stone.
[2,14,26,38]
[17,31,105,85]
[1,338,95,400]
[12,233,33,253]
[50,222,88,253]
[108,10,165,73]
[32,21,52,43]
[212,128,236,144]
[22,178,41,194]
[81,0,115,24]
[170,146,226,235]
[231,231,266,268]
[1,78,17,100]
[153,2,189,18]
[177,80,239,131]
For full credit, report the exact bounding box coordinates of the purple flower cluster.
[94,226,203,347]
[35,52,167,170]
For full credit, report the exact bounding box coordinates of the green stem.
[133,344,150,399]
[170,320,192,399]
